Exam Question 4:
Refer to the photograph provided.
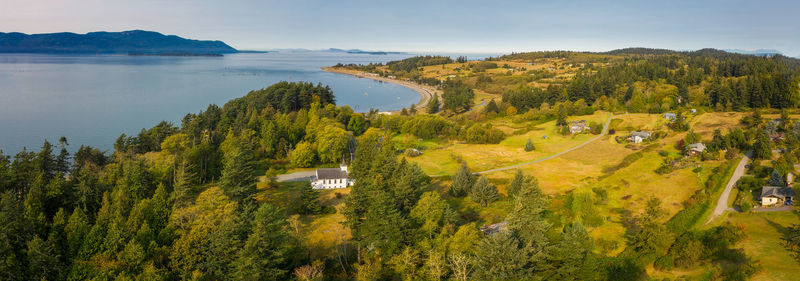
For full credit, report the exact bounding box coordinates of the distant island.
[0,30,238,55]
[327,48,406,55]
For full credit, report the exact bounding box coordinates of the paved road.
[752,205,793,212]
[276,171,316,182]
[476,113,615,175]
[705,151,751,224]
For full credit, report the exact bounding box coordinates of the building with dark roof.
[311,164,353,189]
[760,186,794,206]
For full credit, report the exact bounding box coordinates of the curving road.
[705,151,751,224]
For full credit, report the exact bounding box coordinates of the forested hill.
[0,30,237,55]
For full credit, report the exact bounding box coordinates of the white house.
[311,164,353,189]
[628,131,652,143]
[760,186,794,206]
[569,120,588,134]
[687,143,707,156]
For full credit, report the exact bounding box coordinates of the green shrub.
[653,255,675,271]
[740,197,752,212]
[604,152,643,174]
[524,139,535,151]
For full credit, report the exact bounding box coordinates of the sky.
[2,0,799,56]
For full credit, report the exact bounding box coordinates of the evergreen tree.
[427,94,441,114]
[449,163,472,197]
[471,231,528,280]
[220,141,257,201]
[485,99,499,114]
[0,191,31,281]
[753,131,773,159]
[296,184,324,215]
[524,139,535,152]
[709,129,727,152]
[26,236,62,281]
[469,176,498,207]
[361,189,407,259]
[506,173,549,245]
[728,128,747,150]
[0,151,11,192]
[233,203,291,280]
[409,104,417,115]
[546,222,597,280]
[507,169,528,198]
[769,169,785,186]
[683,130,699,145]
[55,136,70,176]
[65,208,90,258]
[410,192,456,239]
[752,108,763,127]
[630,198,673,258]
[442,80,475,112]
[173,159,196,204]
[35,140,56,180]
[557,105,568,126]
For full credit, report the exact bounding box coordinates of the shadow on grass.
[767,214,800,264]
[611,207,640,239]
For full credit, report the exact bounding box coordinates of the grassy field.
[256,180,353,260]
[721,211,800,281]
[403,111,611,175]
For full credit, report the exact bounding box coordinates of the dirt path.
[322,67,439,112]
[476,113,616,175]
[705,151,751,224]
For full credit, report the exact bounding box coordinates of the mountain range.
[0,30,238,55]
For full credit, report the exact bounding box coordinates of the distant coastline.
[128,53,224,57]
[0,30,237,55]
[322,67,438,112]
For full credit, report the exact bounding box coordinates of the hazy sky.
[2,0,799,55]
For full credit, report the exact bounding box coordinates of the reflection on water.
[0,52,426,153]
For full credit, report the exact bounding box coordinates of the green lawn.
[722,211,800,281]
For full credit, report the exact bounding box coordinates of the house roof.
[480,221,509,235]
[316,168,348,180]
[761,186,795,199]
[688,143,706,151]
[630,131,651,138]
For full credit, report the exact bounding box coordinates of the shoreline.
[322,67,439,112]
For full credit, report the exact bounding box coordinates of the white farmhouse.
[311,164,353,189]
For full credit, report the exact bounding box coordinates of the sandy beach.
[322,67,439,112]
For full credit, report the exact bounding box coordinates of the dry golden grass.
[299,212,351,260]
[690,112,748,138]
[613,113,667,132]
[405,112,611,176]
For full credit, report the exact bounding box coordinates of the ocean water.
[0,51,443,154]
